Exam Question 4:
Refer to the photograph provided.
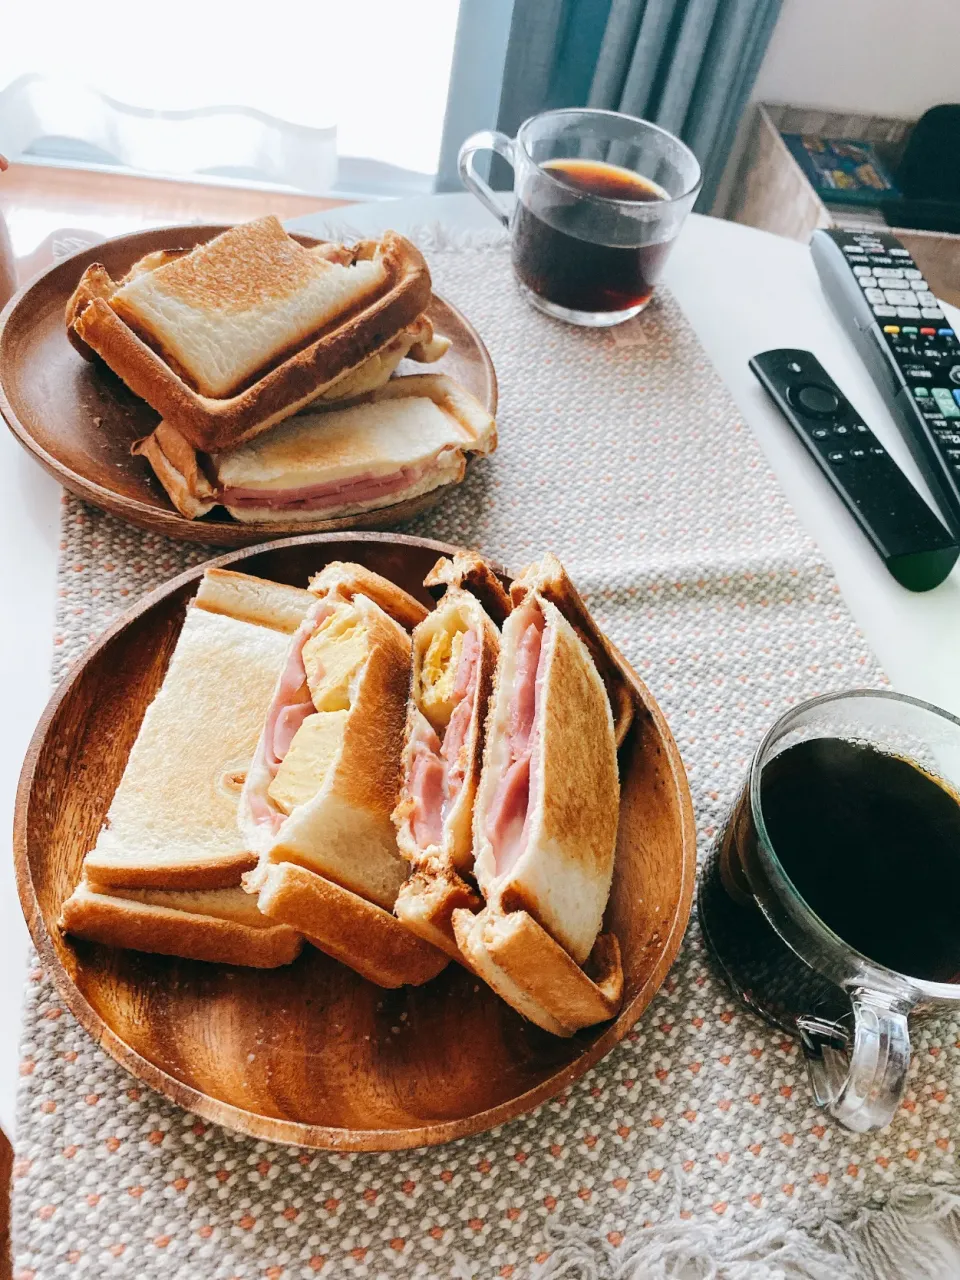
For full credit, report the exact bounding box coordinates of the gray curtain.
[495,0,783,211]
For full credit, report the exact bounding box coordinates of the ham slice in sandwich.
[392,563,502,957]
[239,562,448,987]
[452,555,626,1035]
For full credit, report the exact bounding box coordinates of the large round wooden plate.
[0,226,497,547]
[15,533,696,1150]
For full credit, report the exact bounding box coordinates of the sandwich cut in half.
[452,556,626,1036]
[240,562,449,987]
[139,373,496,523]
[67,217,433,453]
[59,568,313,967]
[392,558,504,957]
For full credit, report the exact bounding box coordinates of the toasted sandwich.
[132,314,451,520]
[67,218,433,452]
[240,563,448,986]
[392,560,502,956]
[59,568,312,966]
[452,556,626,1034]
[135,373,495,523]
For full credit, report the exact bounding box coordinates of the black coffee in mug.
[759,738,960,983]
[459,109,701,325]
[699,691,960,1132]
[511,159,674,314]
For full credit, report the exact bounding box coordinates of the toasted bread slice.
[254,862,446,987]
[307,561,428,632]
[215,374,496,524]
[82,570,313,891]
[240,583,413,909]
[452,907,623,1035]
[60,880,302,968]
[133,420,219,519]
[472,595,620,965]
[510,553,634,748]
[424,550,513,625]
[70,220,432,452]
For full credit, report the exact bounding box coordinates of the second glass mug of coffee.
[700,690,960,1132]
[458,108,702,327]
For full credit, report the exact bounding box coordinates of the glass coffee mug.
[699,690,960,1132]
[458,108,701,326]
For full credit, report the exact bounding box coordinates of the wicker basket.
[727,104,960,310]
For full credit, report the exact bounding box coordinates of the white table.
[1,194,958,1140]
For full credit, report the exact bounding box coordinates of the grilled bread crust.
[70,227,432,452]
[254,862,447,987]
[473,600,619,965]
[60,881,302,968]
[510,553,634,748]
[307,561,428,632]
[424,551,513,625]
[394,867,482,960]
[452,907,622,1036]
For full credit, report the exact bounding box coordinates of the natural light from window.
[0,0,462,184]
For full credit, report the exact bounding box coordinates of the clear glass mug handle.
[798,988,912,1132]
[458,130,515,228]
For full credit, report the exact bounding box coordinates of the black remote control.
[810,227,960,538]
[750,348,958,592]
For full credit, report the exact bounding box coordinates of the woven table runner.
[13,239,960,1279]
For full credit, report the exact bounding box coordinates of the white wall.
[752,0,960,119]
[715,0,960,215]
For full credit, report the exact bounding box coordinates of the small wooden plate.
[15,534,696,1150]
[0,226,497,547]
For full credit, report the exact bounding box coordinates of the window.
[0,0,464,196]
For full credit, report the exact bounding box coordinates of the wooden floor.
[0,161,350,283]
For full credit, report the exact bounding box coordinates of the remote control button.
[885,289,918,305]
[954,390,960,408]
[850,448,866,458]
[865,288,886,304]
[904,366,933,380]
[827,451,845,463]
[938,329,955,338]
[922,308,945,320]
[933,388,960,417]
[875,268,905,279]
[873,305,897,316]
[870,446,885,456]
[898,307,922,318]
[903,267,922,278]
[914,387,930,397]
[871,256,894,265]
[834,424,849,434]
[853,265,873,276]
[854,423,870,432]
[883,325,900,334]
[812,428,829,438]
[917,292,938,308]
[901,326,919,335]
[921,327,937,335]
[949,366,960,386]
[843,244,861,254]
[792,384,842,416]
[948,451,960,461]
